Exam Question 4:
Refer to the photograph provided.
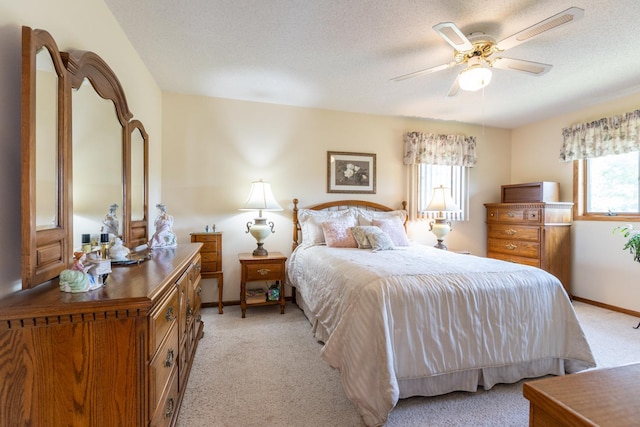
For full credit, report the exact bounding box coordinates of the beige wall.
[0,0,162,298]
[512,92,640,311]
[162,93,511,303]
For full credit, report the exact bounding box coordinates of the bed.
[285,199,596,426]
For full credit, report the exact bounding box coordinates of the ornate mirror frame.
[21,27,71,289]
[21,27,149,289]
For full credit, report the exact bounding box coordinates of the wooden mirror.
[21,27,71,289]
[21,27,149,289]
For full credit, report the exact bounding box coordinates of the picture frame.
[327,151,376,194]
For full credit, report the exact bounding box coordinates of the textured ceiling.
[104,0,640,129]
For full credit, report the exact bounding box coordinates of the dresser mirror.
[21,27,71,289]
[21,26,149,289]
[72,80,124,248]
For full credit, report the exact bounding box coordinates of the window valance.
[560,109,640,162]
[403,132,477,167]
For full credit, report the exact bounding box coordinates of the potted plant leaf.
[613,224,640,263]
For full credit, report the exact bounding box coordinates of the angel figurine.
[148,203,177,248]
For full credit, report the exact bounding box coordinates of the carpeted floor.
[177,301,640,427]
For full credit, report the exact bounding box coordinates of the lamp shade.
[458,57,492,92]
[426,185,459,214]
[239,180,283,216]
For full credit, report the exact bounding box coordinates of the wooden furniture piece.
[0,243,203,426]
[238,252,287,318]
[523,363,640,427]
[501,181,559,203]
[485,202,573,295]
[191,232,224,314]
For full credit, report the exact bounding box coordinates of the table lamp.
[239,179,283,256]
[426,185,459,250]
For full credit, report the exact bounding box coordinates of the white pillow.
[357,209,407,226]
[373,217,410,246]
[298,208,356,245]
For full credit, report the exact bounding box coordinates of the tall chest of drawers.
[0,243,204,426]
[191,232,223,314]
[485,202,573,295]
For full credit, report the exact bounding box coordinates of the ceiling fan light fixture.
[458,58,492,92]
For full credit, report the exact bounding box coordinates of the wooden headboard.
[291,198,407,250]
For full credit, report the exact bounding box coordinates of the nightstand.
[238,252,287,318]
[190,232,224,314]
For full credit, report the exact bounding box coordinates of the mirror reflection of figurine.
[101,203,119,238]
[148,203,177,248]
[110,237,130,260]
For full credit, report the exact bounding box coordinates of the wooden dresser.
[0,243,203,426]
[524,363,640,426]
[485,202,573,295]
[190,232,223,313]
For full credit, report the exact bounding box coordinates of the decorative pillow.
[373,217,410,246]
[349,226,382,249]
[298,208,355,245]
[357,209,407,226]
[366,229,395,251]
[321,218,358,248]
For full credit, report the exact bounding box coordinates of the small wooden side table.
[238,252,287,318]
[523,363,640,426]
[191,232,224,314]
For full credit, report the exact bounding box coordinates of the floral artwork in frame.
[327,151,376,194]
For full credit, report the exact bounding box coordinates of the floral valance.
[403,132,477,167]
[559,109,640,162]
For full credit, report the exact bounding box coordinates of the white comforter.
[286,245,595,426]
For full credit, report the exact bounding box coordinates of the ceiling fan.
[390,7,584,96]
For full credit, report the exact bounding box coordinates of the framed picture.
[327,151,376,194]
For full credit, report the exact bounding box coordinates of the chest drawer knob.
[165,306,176,322]
[507,212,515,218]
[164,349,175,368]
[505,243,517,250]
[505,229,517,235]
[257,268,271,276]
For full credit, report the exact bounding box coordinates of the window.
[575,152,640,220]
[417,164,469,221]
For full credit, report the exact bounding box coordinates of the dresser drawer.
[201,251,219,263]
[488,251,541,268]
[200,241,220,253]
[487,208,525,223]
[488,238,540,259]
[487,224,540,242]
[149,286,179,357]
[192,233,220,243]
[149,322,179,413]
[150,369,179,427]
[244,262,284,281]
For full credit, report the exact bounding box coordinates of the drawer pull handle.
[165,306,176,322]
[187,304,193,319]
[197,286,202,295]
[164,398,175,419]
[164,349,175,368]
[505,243,517,250]
[505,229,517,235]
[507,212,515,218]
[257,268,271,276]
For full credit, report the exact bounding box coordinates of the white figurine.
[102,203,119,238]
[110,237,130,260]
[148,203,177,248]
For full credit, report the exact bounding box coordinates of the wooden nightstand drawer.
[244,262,284,281]
[487,238,540,258]
[487,224,540,242]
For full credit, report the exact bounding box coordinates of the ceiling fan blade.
[446,75,460,97]
[492,57,552,75]
[497,7,584,51]
[389,61,457,82]
[432,22,474,52]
